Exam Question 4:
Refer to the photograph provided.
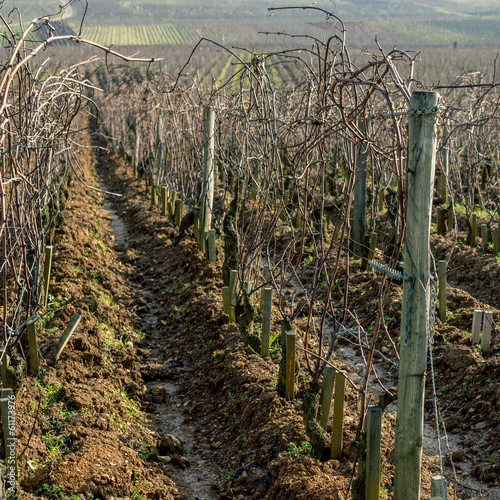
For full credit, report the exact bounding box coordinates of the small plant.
[34,380,63,408]
[171,305,187,318]
[286,441,315,458]
[35,484,66,498]
[42,431,70,461]
[119,388,143,419]
[441,384,452,392]
[489,453,496,463]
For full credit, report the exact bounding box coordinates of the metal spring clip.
[368,260,413,284]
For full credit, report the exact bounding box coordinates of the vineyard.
[1,1,500,500]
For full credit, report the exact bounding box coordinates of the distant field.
[2,0,499,48]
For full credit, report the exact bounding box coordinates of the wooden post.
[441,119,450,204]
[0,353,9,389]
[261,288,272,357]
[52,313,81,362]
[27,321,40,376]
[470,214,477,248]
[394,91,440,500]
[133,128,140,177]
[199,106,215,253]
[331,372,346,460]
[193,207,200,243]
[378,189,384,212]
[160,186,167,216]
[318,365,336,431]
[493,223,500,256]
[436,207,447,235]
[222,287,232,320]
[438,260,447,323]
[1,388,18,488]
[471,309,482,345]
[481,224,488,253]
[481,311,493,353]
[431,476,448,500]
[228,270,238,322]
[285,332,296,401]
[42,245,53,308]
[150,183,157,207]
[208,229,216,263]
[353,119,368,256]
[174,199,182,228]
[366,406,383,500]
[362,231,378,270]
[437,171,446,201]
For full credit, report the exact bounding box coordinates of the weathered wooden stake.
[42,245,53,308]
[481,224,488,253]
[160,186,167,216]
[436,207,447,235]
[193,207,200,243]
[133,128,140,177]
[174,199,182,228]
[27,321,40,376]
[430,476,448,500]
[150,183,157,207]
[481,311,493,353]
[263,264,271,284]
[208,229,216,263]
[228,270,238,322]
[394,91,440,500]
[52,313,81,362]
[353,119,368,256]
[222,287,232,320]
[285,332,296,401]
[199,106,215,253]
[438,260,447,323]
[470,214,477,248]
[0,353,9,389]
[366,406,383,500]
[471,309,482,345]
[261,288,273,357]
[331,372,346,460]
[378,190,384,212]
[493,224,500,256]
[362,231,378,270]
[318,365,336,431]
[1,388,19,487]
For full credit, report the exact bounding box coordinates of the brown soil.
[15,127,500,500]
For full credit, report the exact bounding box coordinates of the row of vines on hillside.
[93,7,500,469]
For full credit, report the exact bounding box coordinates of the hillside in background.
[2,0,499,48]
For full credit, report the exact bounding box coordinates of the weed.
[34,380,63,408]
[42,431,70,461]
[97,293,115,308]
[487,378,494,387]
[489,453,496,463]
[171,305,188,319]
[286,441,315,458]
[441,385,452,392]
[212,350,218,365]
[119,388,143,419]
[35,484,66,498]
